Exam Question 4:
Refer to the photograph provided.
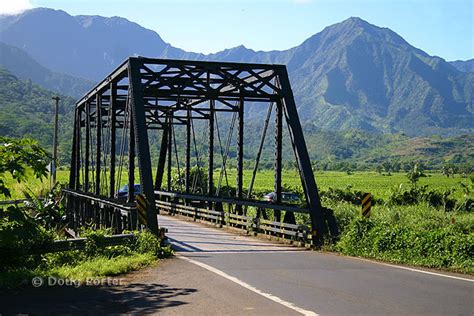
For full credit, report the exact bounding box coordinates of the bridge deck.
[160,215,302,254]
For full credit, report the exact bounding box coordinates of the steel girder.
[68,57,327,241]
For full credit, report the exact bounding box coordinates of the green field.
[1,169,469,201]
[228,169,468,200]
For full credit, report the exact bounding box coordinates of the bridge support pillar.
[127,58,158,235]
[276,66,326,246]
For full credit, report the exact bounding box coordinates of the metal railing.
[63,189,138,233]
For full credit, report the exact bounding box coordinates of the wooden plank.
[30,234,136,254]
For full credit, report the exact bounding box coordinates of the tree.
[442,164,452,178]
[0,137,50,198]
[402,162,412,173]
[0,137,53,267]
[391,160,401,172]
[442,164,459,178]
[376,165,383,175]
[406,163,425,188]
[382,161,392,173]
[171,167,208,194]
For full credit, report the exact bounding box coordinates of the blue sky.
[1,0,473,61]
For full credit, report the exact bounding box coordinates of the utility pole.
[52,96,60,185]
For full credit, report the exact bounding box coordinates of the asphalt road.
[160,214,474,316]
[1,215,472,315]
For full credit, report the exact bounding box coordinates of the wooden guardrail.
[156,199,312,245]
[40,233,136,253]
[0,234,136,255]
[155,190,310,214]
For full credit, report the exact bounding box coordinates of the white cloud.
[0,0,34,15]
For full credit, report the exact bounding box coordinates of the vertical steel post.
[109,82,116,198]
[95,94,102,195]
[276,66,325,244]
[127,111,135,203]
[167,114,172,191]
[236,97,244,214]
[274,100,283,222]
[127,57,158,234]
[67,107,79,228]
[84,102,91,192]
[69,107,78,190]
[75,109,81,190]
[154,121,168,191]
[185,108,191,193]
[128,116,137,230]
[208,100,214,202]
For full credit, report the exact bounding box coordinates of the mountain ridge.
[450,59,474,73]
[0,42,94,98]
[0,8,472,136]
[1,66,472,169]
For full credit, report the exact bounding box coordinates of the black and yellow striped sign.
[361,193,372,217]
[136,194,149,225]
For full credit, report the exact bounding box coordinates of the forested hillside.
[0,67,75,159]
[1,66,471,170]
[0,42,94,98]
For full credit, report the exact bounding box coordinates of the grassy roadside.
[0,229,173,288]
[328,202,473,274]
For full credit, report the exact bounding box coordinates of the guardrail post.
[130,208,138,230]
[252,217,260,236]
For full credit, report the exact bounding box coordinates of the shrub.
[388,185,457,211]
[0,205,54,269]
[336,216,474,273]
[133,230,173,258]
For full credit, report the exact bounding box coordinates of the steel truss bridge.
[65,57,338,245]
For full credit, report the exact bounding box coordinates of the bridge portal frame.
[67,57,327,241]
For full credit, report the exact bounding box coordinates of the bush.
[0,205,54,269]
[388,185,457,211]
[336,215,474,273]
[133,230,173,258]
[321,185,381,206]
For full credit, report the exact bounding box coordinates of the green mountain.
[0,42,94,98]
[0,66,471,169]
[0,9,472,136]
[0,67,75,159]
[274,18,474,136]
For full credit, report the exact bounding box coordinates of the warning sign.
[136,194,149,225]
[361,193,372,218]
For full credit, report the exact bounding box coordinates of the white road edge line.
[177,255,319,316]
[352,257,474,282]
[175,250,302,254]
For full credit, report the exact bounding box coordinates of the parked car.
[117,184,141,197]
[263,192,301,203]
